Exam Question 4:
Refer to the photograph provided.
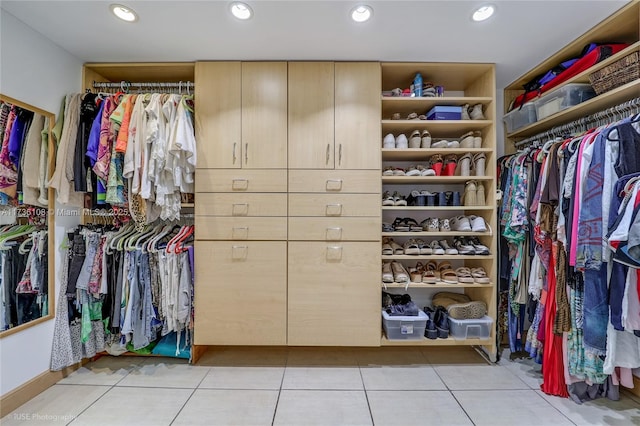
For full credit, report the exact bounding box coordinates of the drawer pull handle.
[326,246,343,260]
[232,203,249,216]
[326,144,330,165]
[232,179,249,190]
[245,143,248,164]
[338,144,342,166]
[232,227,249,239]
[326,179,343,191]
[233,142,237,164]
[232,245,248,259]
[326,203,343,216]
[326,227,343,241]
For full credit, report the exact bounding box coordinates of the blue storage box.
[427,106,462,120]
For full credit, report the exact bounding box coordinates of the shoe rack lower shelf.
[381,335,494,346]
[382,206,493,211]
[382,255,493,260]
[382,282,494,289]
[382,231,492,237]
[382,176,492,184]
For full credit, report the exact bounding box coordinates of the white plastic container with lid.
[535,83,597,120]
[503,102,537,133]
[448,315,493,340]
[382,310,427,340]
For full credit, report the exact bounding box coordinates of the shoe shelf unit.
[380,62,497,358]
[504,1,640,148]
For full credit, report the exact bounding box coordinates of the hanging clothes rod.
[514,97,640,149]
[92,80,194,90]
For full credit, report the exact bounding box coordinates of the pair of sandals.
[382,261,409,283]
[420,218,451,232]
[382,237,403,255]
[409,130,432,148]
[453,236,490,255]
[382,191,407,206]
[452,266,491,284]
[460,131,483,148]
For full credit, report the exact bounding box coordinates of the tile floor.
[2,347,639,426]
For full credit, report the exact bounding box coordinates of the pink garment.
[93,97,117,181]
[0,108,17,189]
[569,136,590,266]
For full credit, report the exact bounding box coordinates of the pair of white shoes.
[462,104,486,120]
[383,131,432,149]
[449,215,488,232]
[383,133,408,149]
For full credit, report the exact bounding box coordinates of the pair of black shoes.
[423,306,449,339]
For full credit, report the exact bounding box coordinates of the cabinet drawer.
[196,193,287,216]
[289,194,379,217]
[195,169,287,193]
[289,170,380,193]
[288,217,380,241]
[196,217,287,240]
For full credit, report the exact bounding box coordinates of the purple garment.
[8,112,28,167]
[86,101,105,167]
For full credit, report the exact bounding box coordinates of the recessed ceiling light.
[472,4,495,22]
[351,5,373,23]
[110,4,138,22]
[230,2,253,20]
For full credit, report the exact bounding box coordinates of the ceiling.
[0,0,630,88]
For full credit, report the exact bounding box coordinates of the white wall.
[0,9,82,396]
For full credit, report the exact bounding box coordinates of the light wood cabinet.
[288,170,380,193]
[242,62,288,168]
[196,193,287,217]
[288,217,380,241]
[195,62,241,169]
[335,63,381,170]
[194,241,287,345]
[196,217,287,240]
[288,62,335,169]
[289,194,380,217]
[288,242,380,346]
[195,169,287,193]
[195,61,287,169]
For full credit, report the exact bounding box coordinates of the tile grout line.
[531,388,579,426]
[358,367,375,426]
[498,359,539,389]
[168,366,212,426]
[63,381,120,425]
[271,350,290,426]
[431,363,477,426]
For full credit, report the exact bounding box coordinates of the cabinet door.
[194,241,287,345]
[335,62,381,170]
[242,62,288,169]
[195,62,242,169]
[288,62,335,169]
[288,242,380,346]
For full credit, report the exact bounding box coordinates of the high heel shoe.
[459,131,474,148]
[421,130,432,148]
[429,154,444,176]
[461,104,471,120]
[463,181,478,206]
[476,182,486,206]
[469,104,486,120]
[409,130,422,148]
[473,153,486,176]
[473,131,482,148]
[442,154,457,176]
[456,153,472,177]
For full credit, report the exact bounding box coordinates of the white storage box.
[448,315,493,340]
[382,310,427,340]
[535,83,596,120]
[503,102,537,133]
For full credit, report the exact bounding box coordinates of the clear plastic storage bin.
[448,315,493,340]
[382,310,427,340]
[503,102,537,133]
[535,83,596,120]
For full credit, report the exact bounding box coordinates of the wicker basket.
[589,51,640,95]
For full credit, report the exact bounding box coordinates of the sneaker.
[439,219,451,232]
[429,240,445,255]
[396,134,409,149]
[449,216,472,232]
[453,237,475,255]
[439,240,458,255]
[383,133,396,148]
[468,215,488,232]
[391,261,409,283]
[468,237,490,255]
[382,262,394,283]
[421,218,439,232]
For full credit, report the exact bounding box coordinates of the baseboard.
[0,363,82,417]
[622,374,640,398]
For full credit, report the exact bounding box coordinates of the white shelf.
[381,335,494,347]
[382,148,493,161]
[382,176,492,184]
[382,282,494,289]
